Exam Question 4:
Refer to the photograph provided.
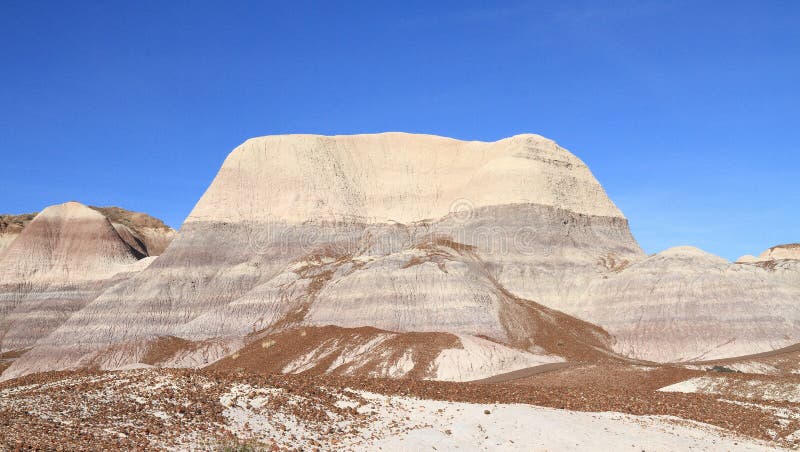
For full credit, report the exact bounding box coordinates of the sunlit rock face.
[0,202,175,354]
[761,244,800,261]
[4,133,641,379]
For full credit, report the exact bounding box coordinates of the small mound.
[736,254,760,263]
[207,326,462,379]
[656,246,729,263]
[0,201,142,282]
[206,325,567,381]
[0,201,174,355]
[140,336,198,365]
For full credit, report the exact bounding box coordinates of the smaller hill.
[0,201,176,355]
[578,246,800,362]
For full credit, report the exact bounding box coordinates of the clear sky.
[1,1,797,261]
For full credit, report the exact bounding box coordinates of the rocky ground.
[0,364,797,451]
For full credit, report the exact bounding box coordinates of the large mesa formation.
[3,133,641,380]
[1,133,798,381]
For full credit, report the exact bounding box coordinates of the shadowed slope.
[90,206,176,256]
[0,213,35,254]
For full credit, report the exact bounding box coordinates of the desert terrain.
[0,133,797,450]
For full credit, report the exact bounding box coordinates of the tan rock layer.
[188,133,626,225]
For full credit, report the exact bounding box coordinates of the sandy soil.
[0,365,796,450]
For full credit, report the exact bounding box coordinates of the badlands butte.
[1,132,799,449]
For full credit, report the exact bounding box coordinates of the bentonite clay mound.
[0,202,176,357]
[0,205,175,258]
[205,318,621,381]
[576,246,800,362]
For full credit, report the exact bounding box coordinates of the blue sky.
[1,1,797,260]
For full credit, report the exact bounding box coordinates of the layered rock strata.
[4,133,640,379]
[0,202,174,354]
[578,246,800,362]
